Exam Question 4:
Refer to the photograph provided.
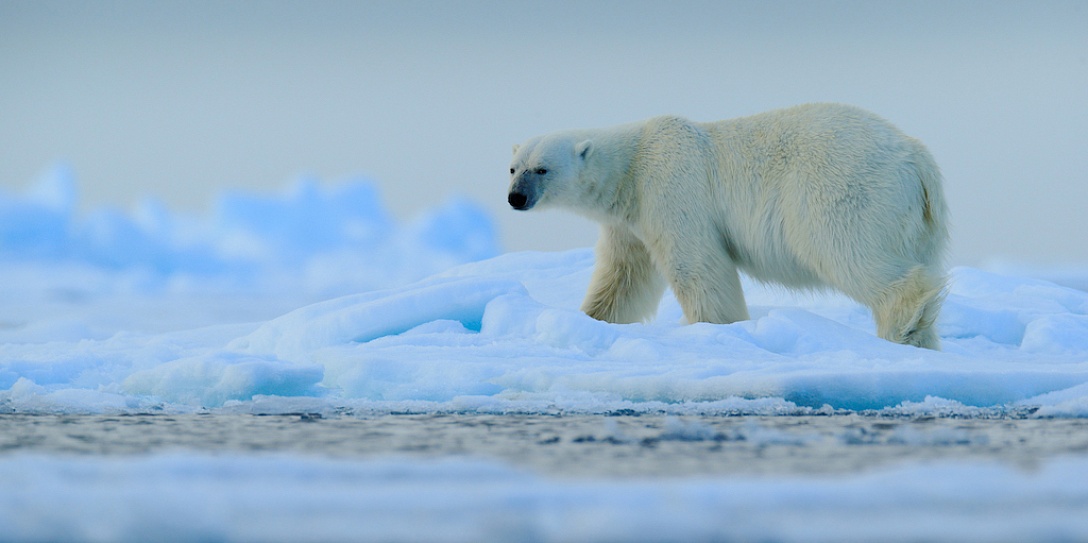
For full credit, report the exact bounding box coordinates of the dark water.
[3,413,1087,477]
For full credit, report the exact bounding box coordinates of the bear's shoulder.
[641,115,697,131]
[635,115,710,143]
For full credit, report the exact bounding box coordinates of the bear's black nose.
[508,192,528,209]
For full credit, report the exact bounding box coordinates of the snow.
[3,171,1088,541]
[9,245,1088,415]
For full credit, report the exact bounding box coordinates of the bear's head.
[508,134,592,211]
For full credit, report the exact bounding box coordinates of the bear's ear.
[575,140,592,160]
[512,144,520,155]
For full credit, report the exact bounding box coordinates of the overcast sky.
[2,0,1086,267]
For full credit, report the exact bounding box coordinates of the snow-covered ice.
[3,170,1087,416]
[7,247,1088,416]
[3,170,1088,541]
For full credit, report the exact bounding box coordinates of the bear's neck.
[573,125,643,225]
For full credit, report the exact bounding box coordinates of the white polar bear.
[507,103,949,349]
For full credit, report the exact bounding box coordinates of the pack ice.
[2,167,1088,417]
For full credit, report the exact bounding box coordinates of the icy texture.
[2,245,1088,415]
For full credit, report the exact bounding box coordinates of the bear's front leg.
[581,225,667,324]
[647,227,749,325]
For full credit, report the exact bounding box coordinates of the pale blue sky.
[2,0,1086,266]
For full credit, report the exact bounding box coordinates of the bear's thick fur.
[508,103,949,349]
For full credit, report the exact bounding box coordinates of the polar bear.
[507,103,949,349]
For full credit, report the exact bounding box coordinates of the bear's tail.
[909,138,950,264]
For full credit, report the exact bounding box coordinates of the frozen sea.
[3,170,1088,542]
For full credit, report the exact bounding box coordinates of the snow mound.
[2,249,1088,415]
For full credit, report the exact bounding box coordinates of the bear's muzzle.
[508,191,531,210]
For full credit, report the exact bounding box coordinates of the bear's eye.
[535,168,548,175]
[509,168,515,175]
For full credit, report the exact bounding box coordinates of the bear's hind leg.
[582,226,667,324]
[870,266,946,350]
